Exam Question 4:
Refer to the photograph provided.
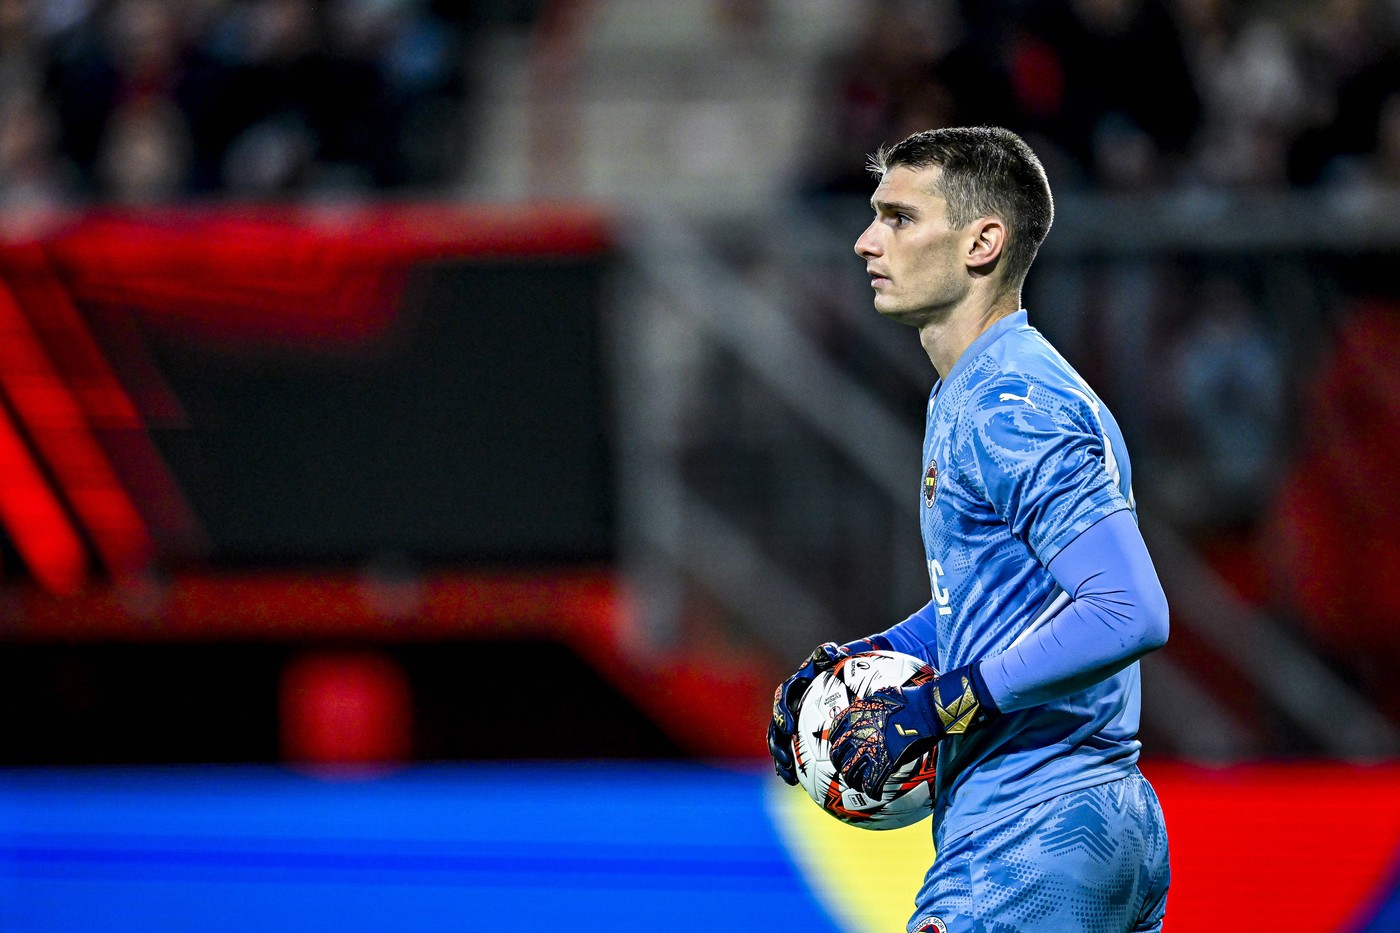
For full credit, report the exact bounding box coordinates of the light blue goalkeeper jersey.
[912,310,1140,840]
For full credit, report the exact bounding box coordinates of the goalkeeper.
[767,127,1171,933]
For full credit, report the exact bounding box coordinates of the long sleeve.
[866,601,940,666]
[978,509,1169,712]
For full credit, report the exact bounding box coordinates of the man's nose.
[854,222,882,259]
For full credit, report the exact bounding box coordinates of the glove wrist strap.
[930,662,997,738]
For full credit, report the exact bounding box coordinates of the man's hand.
[767,642,847,785]
[829,664,994,799]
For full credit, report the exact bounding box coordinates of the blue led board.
[0,763,845,933]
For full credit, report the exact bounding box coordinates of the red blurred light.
[0,279,153,578]
[0,401,85,594]
[279,650,413,766]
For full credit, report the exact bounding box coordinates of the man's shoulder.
[976,322,1080,385]
[957,341,1101,424]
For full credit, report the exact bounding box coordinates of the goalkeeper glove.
[767,636,896,784]
[828,662,996,799]
[767,642,847,785]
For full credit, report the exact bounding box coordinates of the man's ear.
[966,217,1006,272]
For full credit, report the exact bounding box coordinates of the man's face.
[854,165,970,324]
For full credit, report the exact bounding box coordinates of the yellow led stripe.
[765,779,934,933]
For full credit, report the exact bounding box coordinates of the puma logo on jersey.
[998,390,1037,409]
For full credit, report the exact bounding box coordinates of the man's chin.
[874,300,924,327]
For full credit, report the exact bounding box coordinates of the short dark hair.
[869,127,1054,287]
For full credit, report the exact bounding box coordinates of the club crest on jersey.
[914,919,947,933]
[924,459,937,507]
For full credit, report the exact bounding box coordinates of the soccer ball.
[791,650,938,830]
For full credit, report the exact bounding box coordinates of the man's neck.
[917,296,1021,380]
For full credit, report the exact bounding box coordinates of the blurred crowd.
[7,0,1400,207]
[805,0,1400,195]
[0,0,499,208]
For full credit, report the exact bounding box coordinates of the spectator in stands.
[1175,6,1321,188]
[799,0,967,197]
[1290,0,1400,185]
[95,96,192,203]
[0,93,73,214]
[1325,89,1400,189]
[329,0,472,189]
[194,0,327,193]
[0,0,48,100]
[1172,276,1287,524]
[0,2,73,223]
[1016,0,1201,190]
[46,0,194,196]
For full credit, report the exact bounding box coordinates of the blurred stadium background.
[1,0,1399,929]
